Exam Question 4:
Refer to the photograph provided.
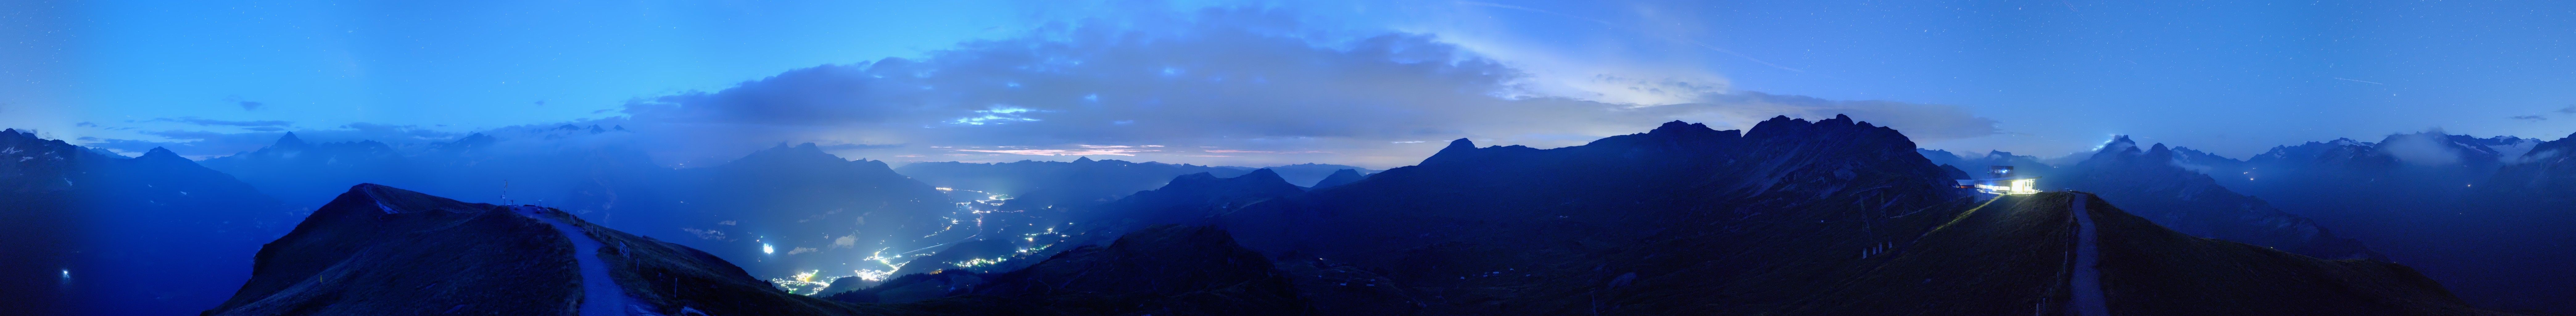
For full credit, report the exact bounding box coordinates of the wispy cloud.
[146,117,292,127]
[1204,149,1332,154]
[955,148,1160,156]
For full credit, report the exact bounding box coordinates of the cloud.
[579,8,2001,167]
[816,143,902,151]
[224,96,264,111]
[1204,149,1332,154]
[95,7,2001,168]
[2511,105,2576,121]
[146,117,293,127]
[82,123,463,156]
[2379,131,2463,166]
[955,148,1160,156]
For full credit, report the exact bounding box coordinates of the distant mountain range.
[894,158,1376,209]
[2198,132,2575,312]
[1924,137,2382,261]
[1,129,300,316]
[14,118,2571,315]
[192,118,2526,315]
[1928,131,2576,313]
[168,129,1385,299]
[187,131,997,286]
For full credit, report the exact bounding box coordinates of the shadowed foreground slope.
[202,184,905,316]
[1773,192,2508,316]
[204,184,1311,316]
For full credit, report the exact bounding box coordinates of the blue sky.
[6,0,2573,167]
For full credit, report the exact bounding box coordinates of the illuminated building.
[1956,165,2040,195]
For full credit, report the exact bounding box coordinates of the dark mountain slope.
[1076,168,1307,232]
[937,224,1308,316]
[197,135,982,288]
[2223,132,2576,312]
[1218,116,1972,314]
[1257,163,1382,187]
[205,184,912,316]
[1920,148,2062,179]
[199,133,416,207]
[2052,137,2380,260]
[1308,168,1367,190]
[1763,192,2500,315]
[1201,118,2512,315]
[1,129,297,316]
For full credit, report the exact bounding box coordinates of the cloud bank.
[91,8,2002,167]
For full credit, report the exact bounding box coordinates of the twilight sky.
[5,0,2573,168]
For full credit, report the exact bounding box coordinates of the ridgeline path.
[2068,193,2111,316]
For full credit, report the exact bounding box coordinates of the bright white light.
[763,243,775,254]
[60,269,69,278]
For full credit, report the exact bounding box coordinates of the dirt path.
[2069,193,2111,316]
[517,206,637,316]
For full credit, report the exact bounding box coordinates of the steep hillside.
[1308,168,1368,190]
[1074,168,1307,232]
[2052,137,2380,260]
[1763,192,2503,315]
[1218,116,1974,314]
[1256,163,1382,187]
[204,184,907,316]
[1,129,298,316]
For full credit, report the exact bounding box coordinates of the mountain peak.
[1651,120,1710,134]
[1443,138,1474,151]
[1073,156,1095,163]
[274,132,308,148]
[726,142,849,167]
[1311,169,1367,189]
[1238,168,1284,182]
[1416,138,1482,166]
[140,147,186,160]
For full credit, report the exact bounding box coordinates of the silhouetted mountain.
[864,224,1310,315]
[2483,132,2576,203]
[1781,192,2498,315]
[2212,132,2576,312]
[200,132,415,207]
[1195,118,2509,315]
[1,129,298,316]
[188,119,2536,315]
[192,133,992,289]
[205,184,1351,316]
[1920,148,2062,179]
[204,184,896,316]
[1076,168,1307,234]
[1308,168,1367,189]
[2050,136,2380,260]
[1258,163,1382,187]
